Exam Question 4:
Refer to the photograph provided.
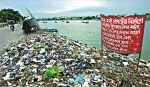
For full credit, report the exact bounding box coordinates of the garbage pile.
[0,33,150,87]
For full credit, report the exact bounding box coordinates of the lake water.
[39,20,150,60]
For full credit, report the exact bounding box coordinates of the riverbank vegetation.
[0,8,24,23]
[38,13,150,21]
[38,15,100,21]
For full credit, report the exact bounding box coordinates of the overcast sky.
[0,0,150,18]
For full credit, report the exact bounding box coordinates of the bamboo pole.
[101,40,103,58]
[136,53,141,72]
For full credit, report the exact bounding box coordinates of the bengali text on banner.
[100,14,146,54]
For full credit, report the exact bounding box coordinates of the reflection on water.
[39,20,150,60]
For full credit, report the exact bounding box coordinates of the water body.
[39,20,150,60]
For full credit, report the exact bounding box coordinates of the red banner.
[101,15,146,54]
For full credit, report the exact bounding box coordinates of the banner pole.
[101,38,104,65]
[100,15,103,58]
[136,52,141,72]
[101,39,103,58]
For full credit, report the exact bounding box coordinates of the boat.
[43,21,47,23]
[22,18,40,34]
[82,21,89,23]
[66,21,69,23]
[42,28,58,32]
[55,21,57,23]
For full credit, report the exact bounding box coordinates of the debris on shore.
[0,33,150,87]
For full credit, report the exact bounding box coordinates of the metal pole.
[136,52,141,72]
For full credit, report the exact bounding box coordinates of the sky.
[0,0,150,18]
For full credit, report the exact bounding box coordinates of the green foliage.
[145,13,150,21]
[82,16,96,20]
[0,8,24,22]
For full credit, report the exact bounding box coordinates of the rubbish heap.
[0,33,150,87]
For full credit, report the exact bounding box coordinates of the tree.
[0,8,24,22]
